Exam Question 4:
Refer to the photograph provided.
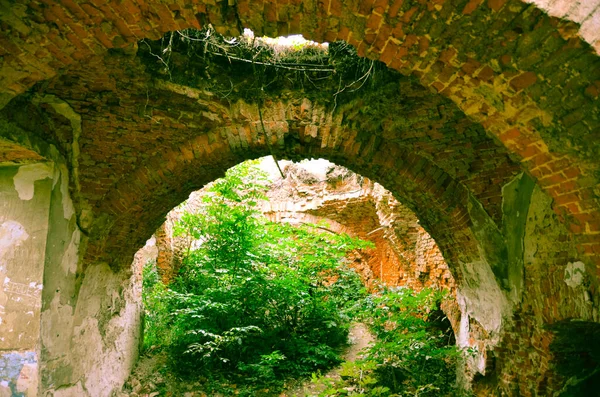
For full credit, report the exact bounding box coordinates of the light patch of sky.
[258,156,334,182]
[242,28,328,51]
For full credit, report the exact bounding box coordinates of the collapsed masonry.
[137,159,454,292]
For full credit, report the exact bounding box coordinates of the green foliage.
[142,261,171,350]
[312,288,460,396]
[141,161,461,396]
[361,288,459,395]
[142,160,370,395]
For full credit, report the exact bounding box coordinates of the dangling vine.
[138,26,386,110]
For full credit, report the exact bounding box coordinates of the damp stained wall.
[0,157,143,397]
[0,163,53,396]
[38,165,143,396]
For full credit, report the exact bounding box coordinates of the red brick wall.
[1,1,598,276]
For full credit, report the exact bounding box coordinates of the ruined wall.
[0,119,143,396]
[141,159,500,385]
[478,183,599,395]
[0,164,52,396]
[262,161,456,293]
[261,162,508,384]
[0,43,569,397]
[38,162,143,397]
[0,1,599,393]
[145,160,456,294]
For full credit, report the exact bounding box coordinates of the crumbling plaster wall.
[35,147,142,396]
[483,183,600,394]
[0,117,143,397]
[39,168,142,397]
[0,3,596,388]
[0,163,52,396]
[262,161,456,292]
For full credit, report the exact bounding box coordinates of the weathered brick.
[510,71,538,91]
[0,3,598,396]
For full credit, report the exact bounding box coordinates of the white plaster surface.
[57,164,75,220]
[40,294,74,357]
[0,220,28,265]
[524,0,600,50]
[43,263,141,397]
[13,163,52,201]
[457,258,509,337]
[565,261,586,288]
[455,292,486,375]
[60,229,80,275]
[0,383,11,397]
[71,264,141,397]
[16,362,38,395]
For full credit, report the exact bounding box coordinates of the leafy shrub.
[142,261,171,350]
[312,287,460,396]
[141,160,371,394]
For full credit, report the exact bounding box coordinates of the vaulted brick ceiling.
[1,0,598,275]
[1,2,599,394]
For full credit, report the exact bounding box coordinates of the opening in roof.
[242,28,329,54]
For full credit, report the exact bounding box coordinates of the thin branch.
[278,221,337,235]
[207,50,334,72]
[348,60,375,92]
[257,101,285,179]
[366,225,387,236]
[142,39,172,80]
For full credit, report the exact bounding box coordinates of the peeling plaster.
[0,221,28,265]
[60,229,80,275]
[12,163,52,201]
[523,0,600,51]
[0,351,37,395]
[458,259,508,337]
[40,294,74,357]
[47,161,76,222]
[565,261,586,288]
[51,263,141,397]
[455,291,486,385]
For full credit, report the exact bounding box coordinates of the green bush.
[141,161,371,394]
[312,287,460,396]
[141,261,171,350]
[141,160,461,396]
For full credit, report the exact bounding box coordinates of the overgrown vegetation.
[142,161,371,395]
[312,288,460,396]
[138,160,461,396]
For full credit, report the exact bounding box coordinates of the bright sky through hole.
[242,28,328,50]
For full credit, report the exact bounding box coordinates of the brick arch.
[1,0,599,271]
[95,133,480,272]
[86,93,514,334]
[0,53,519,278]
[0,3,598,393]
[87,98,512,386]
[87,94,493,275]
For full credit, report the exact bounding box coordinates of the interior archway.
[0,1,598,395]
